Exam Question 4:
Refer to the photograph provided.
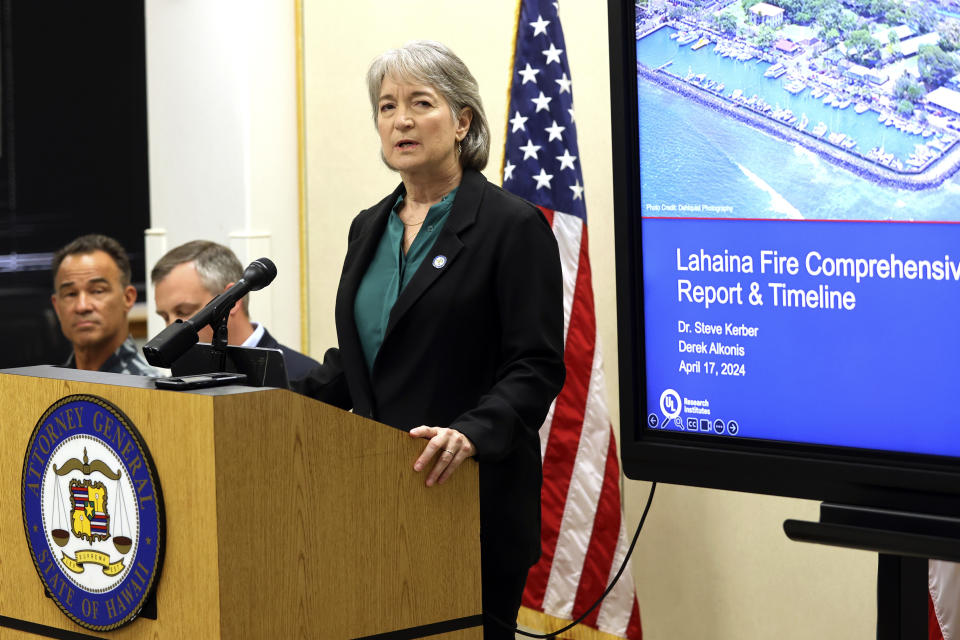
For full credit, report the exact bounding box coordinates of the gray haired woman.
[295,40,565,639]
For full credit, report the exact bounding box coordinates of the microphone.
[143,258,277,368]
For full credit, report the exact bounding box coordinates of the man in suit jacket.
[151,240,319,380]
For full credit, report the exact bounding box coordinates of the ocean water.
[636,29,960,221]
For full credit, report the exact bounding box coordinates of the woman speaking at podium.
[293,41,565,638]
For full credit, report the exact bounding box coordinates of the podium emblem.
[21,394,164,631]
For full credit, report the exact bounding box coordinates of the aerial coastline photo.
[635,0,960,220]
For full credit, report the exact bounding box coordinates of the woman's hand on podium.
[410,426,477,487]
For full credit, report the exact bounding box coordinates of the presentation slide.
[636,9,960,457]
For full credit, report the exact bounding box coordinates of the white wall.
[144,0,302,347]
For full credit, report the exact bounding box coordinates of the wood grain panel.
[212,388,482,639]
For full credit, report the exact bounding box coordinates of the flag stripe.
[538,210,584,459]
[524,222,596,608]
[552,210,583,345]
[597,480,639,635]
[544,327,610,617]
[930,560,959,640]
[931,590,946,640]
[571,431,622,627]
[627,599,643,639]
[538,206,555,226]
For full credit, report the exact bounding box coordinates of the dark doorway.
[0,1,149,368]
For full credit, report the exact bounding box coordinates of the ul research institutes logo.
[647,388,683,429]
[21,395,164,631]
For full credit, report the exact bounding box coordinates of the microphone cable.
[489,481,657,639]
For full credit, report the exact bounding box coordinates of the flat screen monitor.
[609,0,960,519]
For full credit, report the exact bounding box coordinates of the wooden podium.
[0,366,483,639]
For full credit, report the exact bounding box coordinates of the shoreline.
[636,44,960,191]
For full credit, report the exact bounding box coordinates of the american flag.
[502,2,643,638]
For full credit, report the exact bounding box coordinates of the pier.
[637,61,960,191]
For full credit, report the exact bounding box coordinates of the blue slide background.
[642,217,960,458]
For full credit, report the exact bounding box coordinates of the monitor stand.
[784,503,960,640]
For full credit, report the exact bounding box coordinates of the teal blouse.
[354,187,458,371]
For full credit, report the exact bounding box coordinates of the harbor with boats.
[636,22,960,190]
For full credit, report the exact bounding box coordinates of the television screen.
[609,0,960,518]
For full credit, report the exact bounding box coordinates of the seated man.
[152,240,320,380]
[50,234,158,375]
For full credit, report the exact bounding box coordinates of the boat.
[783,79,806,94]
[827,131,846,145]
[877,112,888,123]
[691,37,710,51]
[914,143,935,161]
[764,62,786,78]
[669,31,680,40]
[796,114,809,131]
[731,88,743,100]
[822,93,835,105]
[714,83,725,93]
[837,99,852,110]
[841,138,857,150]
[812,122,828,137]
[677,32,698,45]
[854,103,870,114]
[811,87,826,98]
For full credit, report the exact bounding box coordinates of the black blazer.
[255,327,321,382]
[294,169,565,568]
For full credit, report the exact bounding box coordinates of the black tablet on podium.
[169,343,289,389]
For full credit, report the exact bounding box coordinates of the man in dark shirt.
[151,240,319,380]
[50,234,157,375]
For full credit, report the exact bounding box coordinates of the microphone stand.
[212,312,230,372]
[145,256,278,388]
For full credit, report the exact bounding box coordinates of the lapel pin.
[432,255,447,269]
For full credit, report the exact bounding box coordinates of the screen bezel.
[607,0,960,518]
